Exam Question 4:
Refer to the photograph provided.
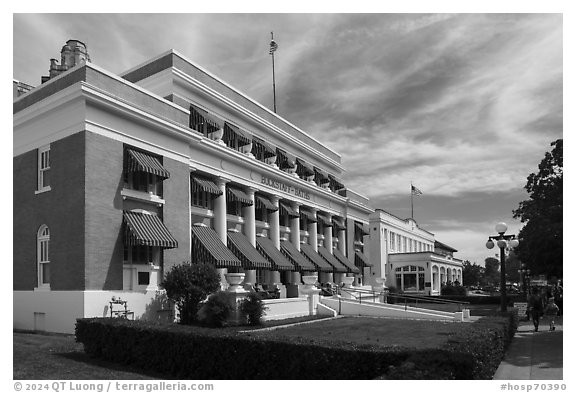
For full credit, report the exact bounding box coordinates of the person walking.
[544,297,560,331]
[528,288,545,332]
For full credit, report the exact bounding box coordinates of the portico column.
[290,201,300,251]
[213,177,229,243]
[337,224,347,255]
[308,208,318,252]
[242,187,257,286]
[269,195,281,250]
[323,213,333,252]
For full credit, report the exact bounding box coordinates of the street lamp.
[518,264,531,296]
[486,222,520,312]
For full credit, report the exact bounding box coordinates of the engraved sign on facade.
[261,175,311,200]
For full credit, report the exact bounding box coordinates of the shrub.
[240,292,268,325]
[441,284,467,296]
[199,291,235,328]
[161,262,221,325]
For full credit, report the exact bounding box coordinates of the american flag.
[411,185,423,196]
[269,39,278,55]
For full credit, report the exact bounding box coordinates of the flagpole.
[411,181,414,219]
[270,31,277,113]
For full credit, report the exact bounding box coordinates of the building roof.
[434,240,458,253]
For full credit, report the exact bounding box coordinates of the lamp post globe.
[487,222,519,313]
[486,239,495,249]
[495,222,508,234]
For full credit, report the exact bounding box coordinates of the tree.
[161,262,221,325]
[506,251,521,284]
[483,257,500,287]
[513,139,562,278]
[462,260,483,287]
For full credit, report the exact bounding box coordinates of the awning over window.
[123,211,178,249]
[355,251,373,268]
[333,248,361,274]
[329,174,345,191]
[314,167,330,185]
[296,158,315,177]
[316,214,333,227]
[252,136,277,159]
[191,176,222,196]
[227,231,271,269]
[317,246,348,273]
[332,216,346,231]
[190,104,223,131]
[125,149,170,179]
[280,241,316,272]
[227,187,253,206]
[276,148,296,169]
[223,122,252,147]
[299,209,317,223]
[256,236,294,271]
[300,243,334,272]
[355,221,370,236]
[279,202,299,218]
[191,226,241,268]
[255,194,278,211]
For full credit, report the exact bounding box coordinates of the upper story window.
[123,147,170,197]
[37,225,50,289]
[390,232,395,251]
[252,137,277,165]
[190,104,223,138]
[223,122,252,153]
[37,145,51,192]
[296,158,315,181]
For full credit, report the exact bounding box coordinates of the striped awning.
[296,158,315,177]
[355,221,370,236]
[329,174,345,191]
[279,202,299,218]
[123,211,178,249]
[317,246,348,273]
[316,214,333,227]
[191,226,241,268]
[191,176,222,196]
[280,241,316,272]
[300,243,334,272]
[227,187,253,206]
[355,251,374,268]
[190,104,223,131]
[276,148,296,169]
[314,167,330,185]
[255,194,278,211]
[332,217,346,231]
[125,149,170,179]
[227,231,272,269]
[224,122,252,147]
[252,136,277,159]
[333,248,361,274]
[256,236,294,271]
[299,209,317,223]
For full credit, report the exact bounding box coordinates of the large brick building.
[13,40,462,333]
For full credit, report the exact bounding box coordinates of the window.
[124,171,162,196]
[191,190,213,210]
[138,272,150,286]
[37,145,51,192]
[37,225,50,288]
[390,232,395,251]
[226,199,242,217]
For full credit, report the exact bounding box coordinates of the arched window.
[37,225,50,288]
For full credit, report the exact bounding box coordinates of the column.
[242,187,257,285]
[269,195,281,250]
[289,201,301,285]
[338,225,346,255]
[308,208,318,252]
[323,213,333,252]
[213,177,229,243]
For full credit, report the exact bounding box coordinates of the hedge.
[75,311,518,380]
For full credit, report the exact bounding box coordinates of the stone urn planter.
[341,276,355,288]
[225,273,246,293]
[301,275,319,295]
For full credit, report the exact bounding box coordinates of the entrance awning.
[355,251,373,268]
[191,176,222,196]
[256,236,295,271]
[227,187,253,206]
[280,241,316,272]
[227,231,272,269]
[300,243,334,272]
[333,248,361,274]
[123,211,178,249]
[191,226,241,268]
[317,246,348,273]
[125,149,170,179]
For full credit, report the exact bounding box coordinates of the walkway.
[493,317,563,380]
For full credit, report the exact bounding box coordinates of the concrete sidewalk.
[493,317,563,380]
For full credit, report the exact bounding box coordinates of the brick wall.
[13,132,86,291]
[162,157,191,275]
[84,132,124,290]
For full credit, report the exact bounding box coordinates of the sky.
[12,12,564,265]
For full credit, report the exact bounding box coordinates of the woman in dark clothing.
[528,288,545,331]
